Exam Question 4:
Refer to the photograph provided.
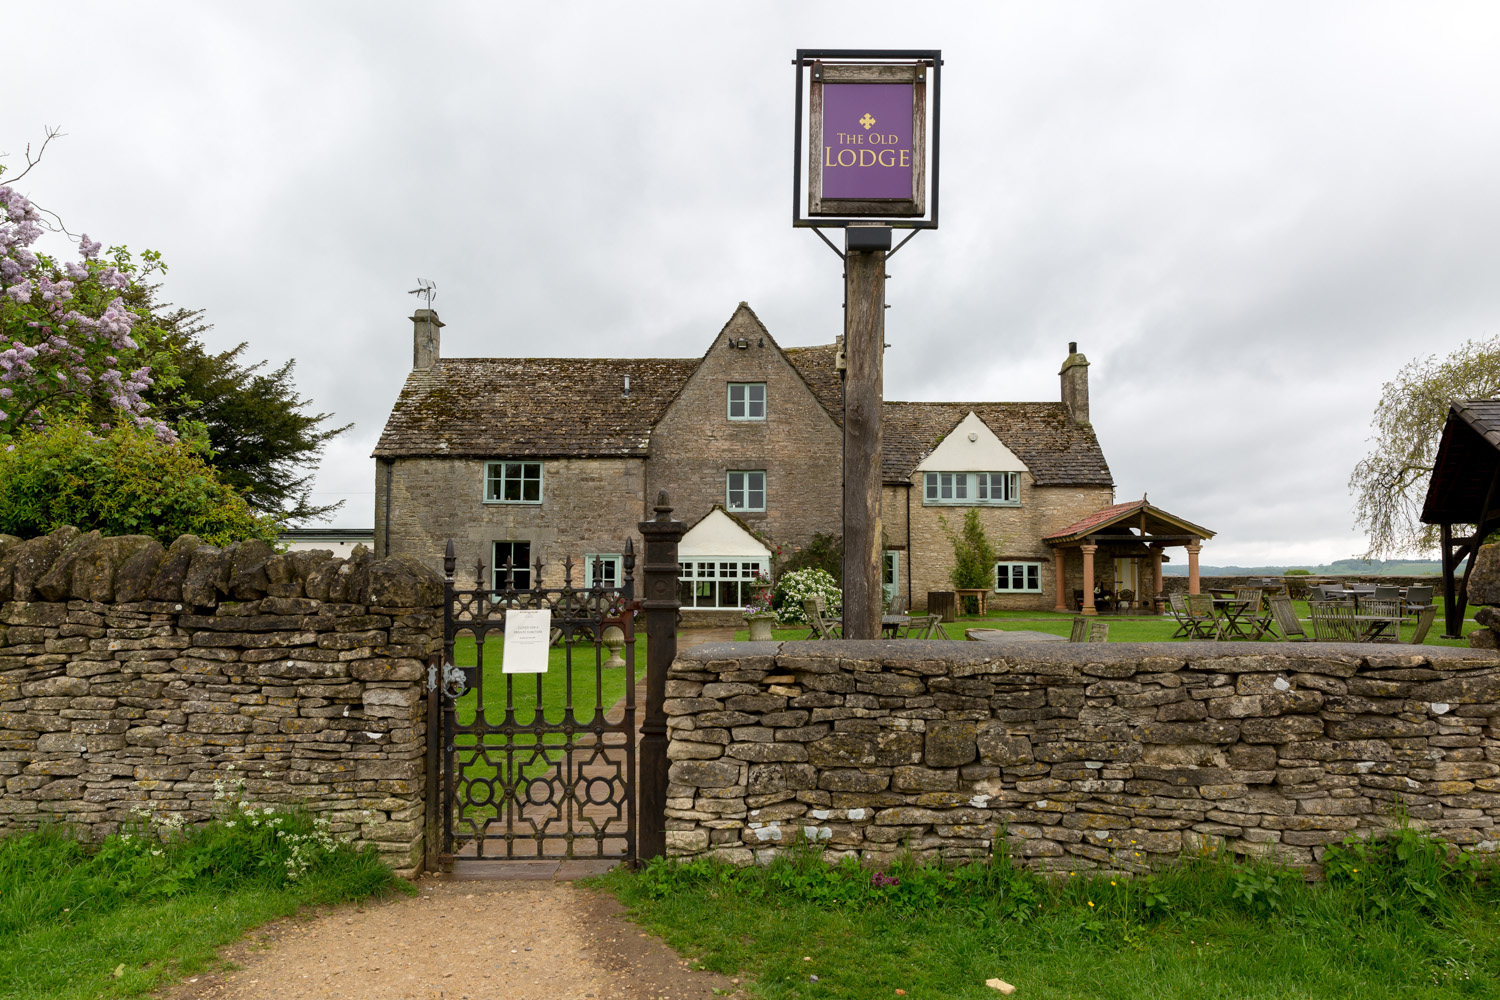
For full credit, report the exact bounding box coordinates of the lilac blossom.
[0,182,175,440]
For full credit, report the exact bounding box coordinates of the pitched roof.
[373,357,695,458]
[1421,398,1500,525]
[783,344,843,418]
[1042,498,1213,544]
[881,402,1113,487]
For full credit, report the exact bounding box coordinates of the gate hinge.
[428,660,468,698]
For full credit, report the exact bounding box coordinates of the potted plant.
[743,586,777,641]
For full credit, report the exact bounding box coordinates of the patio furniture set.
[1169,587,1438,644]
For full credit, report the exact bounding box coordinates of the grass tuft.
[0,794,409,1000]
[599,827,1500,999]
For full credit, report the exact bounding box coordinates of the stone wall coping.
[673,639,1500,672]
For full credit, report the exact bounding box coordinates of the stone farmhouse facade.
[373,303,1119,620]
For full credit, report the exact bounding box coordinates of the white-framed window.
[678,558,768,610]
[484,461,543,504]
[923,471,1020,506]
[726,470,766,512]
[728,383,766,420]
[493,541,532,590]
[585,554,622,589]
[994,562,1042,593]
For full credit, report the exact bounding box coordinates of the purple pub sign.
[820,83,914,200]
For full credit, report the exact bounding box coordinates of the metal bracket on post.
[637,490,684,866]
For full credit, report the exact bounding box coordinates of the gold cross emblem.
[859,113,876,130]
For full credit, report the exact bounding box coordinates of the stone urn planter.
[744,611,777,642]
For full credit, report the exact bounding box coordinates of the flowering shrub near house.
[771,568,842,625]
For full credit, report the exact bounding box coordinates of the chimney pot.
[1068,341,1077,354]
[412,309,444,370]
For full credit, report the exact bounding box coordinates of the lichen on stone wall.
[663,640,1500,870]
[0,527,442,875]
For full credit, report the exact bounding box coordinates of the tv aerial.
[407,278,436,309]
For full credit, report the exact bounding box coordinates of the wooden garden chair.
[802,598,842,640]
[1067,617,1109,642]
[1266,594,1308,641]
[1309,600,1357,642]
[1221,587,1273,640]
[1403,585,1434,620]
[1167,593,1197,638]
[902,614,948,639]
[1357,599,1403,643]
[1407,606,1437,644]
[1185,594,1223,640]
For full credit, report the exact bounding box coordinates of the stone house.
[373,302,1120,619]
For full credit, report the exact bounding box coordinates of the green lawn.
[735,603,1482,647]
[600,833,1500,1000]
[447,634,636,824]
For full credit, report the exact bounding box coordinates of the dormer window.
[728,383,766,420]
[923,472,1020,506]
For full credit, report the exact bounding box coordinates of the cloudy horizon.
[11,2,1500,564]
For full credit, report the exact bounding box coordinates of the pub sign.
[807,60,928,218]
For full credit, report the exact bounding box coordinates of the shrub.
[0,418,276,545]
[943,509,997,613]
[777,531,843,582]
[771,568,842,625]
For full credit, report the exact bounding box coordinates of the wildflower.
[1088,901,1095,907]
[1111,881,1116,886]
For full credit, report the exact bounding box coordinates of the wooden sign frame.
[792,49,942,230]
[809,62,927,218]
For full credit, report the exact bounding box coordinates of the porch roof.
[1043,498,1214,547]
[1420,399,1500,525]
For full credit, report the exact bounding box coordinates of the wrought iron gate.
[429,539,641,867]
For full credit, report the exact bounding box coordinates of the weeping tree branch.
[1350,336,1500,558]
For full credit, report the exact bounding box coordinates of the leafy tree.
[943,510,998,613]
[145,307,349,523]
[1350,336,1500,557]
[0,418,276,545]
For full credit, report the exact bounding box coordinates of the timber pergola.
[1420,399,1500,638]
[1043,498,1216,615]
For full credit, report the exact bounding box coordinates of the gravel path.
[164,877,738,1000]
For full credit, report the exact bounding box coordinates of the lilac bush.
[0,181,173,439]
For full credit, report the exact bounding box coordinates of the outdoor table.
[829,615,910,637]
[965,628,1068,643]
[953,588,988,616]
[1352,614,1401,642]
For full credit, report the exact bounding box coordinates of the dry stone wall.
[0,527,442,875]
[664,640,1500,871]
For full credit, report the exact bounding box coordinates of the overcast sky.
[11,2,1500,565]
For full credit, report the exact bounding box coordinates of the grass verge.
[0,802,409,999]
[599,828,1500,999]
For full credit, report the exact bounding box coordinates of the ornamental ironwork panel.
[434,539,638,865]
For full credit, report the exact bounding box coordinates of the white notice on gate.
[502,609,551,674]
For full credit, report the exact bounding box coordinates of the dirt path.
[165,877,740,1000]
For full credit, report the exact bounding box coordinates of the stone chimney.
[1060,341,1090,425]
[412,309,444,370]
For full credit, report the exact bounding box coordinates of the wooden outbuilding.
[1420,399,1500,638]
[1043,498,1215,615]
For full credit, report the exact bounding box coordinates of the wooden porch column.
[1080,543,1098,615]
[1053,548,1068,612]
[1186,541,1202,596]
[1151,547,1164,608]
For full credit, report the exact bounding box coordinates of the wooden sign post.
[843,229,887,638]
[794,50,941,639]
